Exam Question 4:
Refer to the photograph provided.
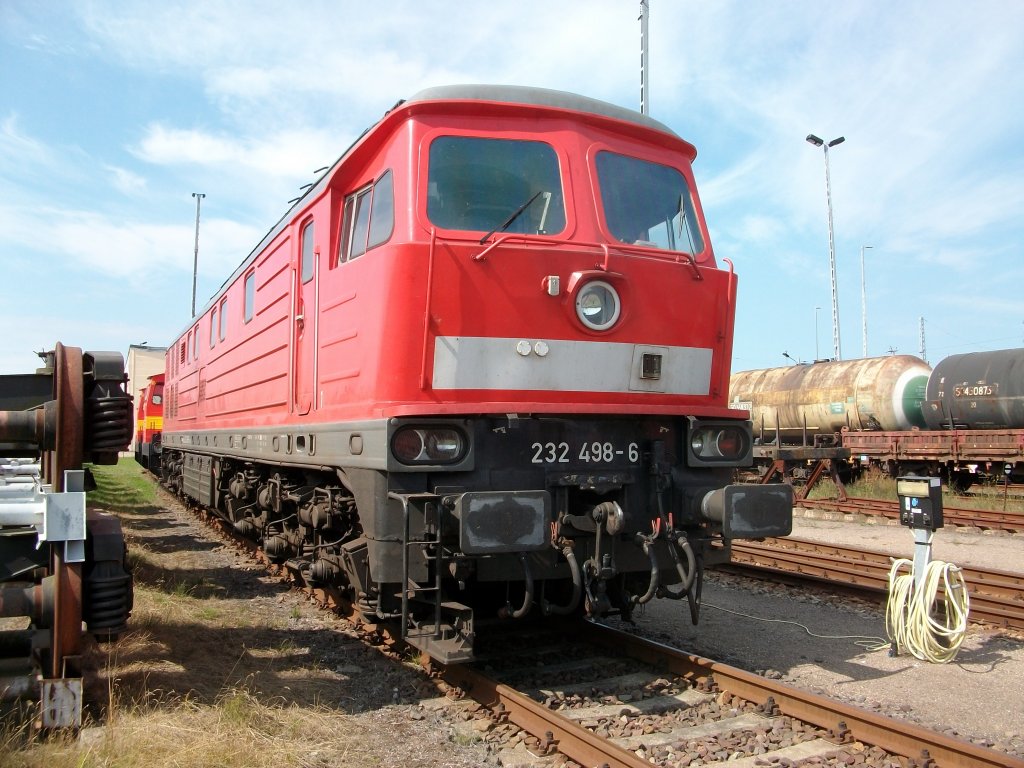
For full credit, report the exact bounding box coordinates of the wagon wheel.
[42,342,85,679]
[43,342,84,491]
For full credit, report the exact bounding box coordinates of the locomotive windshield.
[427,136,566,235]
[596,151,705,255]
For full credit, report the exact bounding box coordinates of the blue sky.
[2,0,1022,377]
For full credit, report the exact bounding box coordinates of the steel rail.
[584,622,1024,768]
[730,537,1024,630]
[440,661,655,768]
[169,478,1023,768]
[797,496,1024,532]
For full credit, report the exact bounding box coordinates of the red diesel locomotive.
[160,85,792,662]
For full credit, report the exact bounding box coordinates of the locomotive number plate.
[530,441,640,465]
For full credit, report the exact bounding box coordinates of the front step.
[404,599,475,664]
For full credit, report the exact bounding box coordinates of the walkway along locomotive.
[158,85,793,662]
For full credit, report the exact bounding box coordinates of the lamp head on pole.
[805,134,824,147]
[827,136,845,148]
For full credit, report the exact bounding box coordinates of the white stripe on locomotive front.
[432,336,713,395]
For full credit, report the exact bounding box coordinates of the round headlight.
[716,428,744,460]
[392,429,426,463]
[575,280,621,331]
[392,426,466,464]
[690,426,747,461]
[425,429,463,461]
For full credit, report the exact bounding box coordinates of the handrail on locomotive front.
[471,231,705,280]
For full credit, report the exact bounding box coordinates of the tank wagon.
[159,84,792,662]
[729,356,931,442]
[922,348,1024,430]
[134,373,164,470]
[732,349,1024,488]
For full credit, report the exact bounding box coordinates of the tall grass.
[1,689,364,768]
[87,459,159,512]
[1,458,377,768]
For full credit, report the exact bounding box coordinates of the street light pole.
[806,134,845,361]
[860,245,872,357]
[191,192,205,317]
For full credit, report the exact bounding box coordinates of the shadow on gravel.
[116,512,185,531]
[619,575,1024,687]
[80,475,437,725]
[951,633,1024,672]
[131,532,224,555]
[89,621,382,705]
[82,616,423,725]
[128,557,277,600]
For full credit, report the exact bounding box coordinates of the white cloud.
[0,113,55,172]
[106,164,147,195]
[0,198,260,284]
[132,123,343,180]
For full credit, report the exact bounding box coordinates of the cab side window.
[244,271,256,322]
[338,170,394,263]
[300,220,315,283]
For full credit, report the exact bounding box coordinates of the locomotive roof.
[405,84,681,139]
[186,85,687,333]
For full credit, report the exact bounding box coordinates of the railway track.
[436,621,1024,768]
[797,496,1024,532]
[159,480,1024,766]
[729,536,1024,631]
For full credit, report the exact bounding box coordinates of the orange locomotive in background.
[134,373,163,471]
[155,85,792,661]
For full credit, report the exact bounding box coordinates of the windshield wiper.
[677,193,697,254]
[479,190,545,244]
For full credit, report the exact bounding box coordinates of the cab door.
[293,218,318,415]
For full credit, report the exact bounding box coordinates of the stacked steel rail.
[0,343,133,726]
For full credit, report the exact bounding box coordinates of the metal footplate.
[390,491,475,663]
[403,599,475,664]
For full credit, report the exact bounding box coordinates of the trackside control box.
[896,476,943,531]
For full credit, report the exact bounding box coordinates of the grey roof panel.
[407,84,680,138]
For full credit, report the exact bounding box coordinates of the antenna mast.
[640,0,650,115]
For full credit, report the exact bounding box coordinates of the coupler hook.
[541,547,582,616]
[628,518,665,608]
[654,497,698,599]
[499,553,534,619]
[658,532,698,599]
